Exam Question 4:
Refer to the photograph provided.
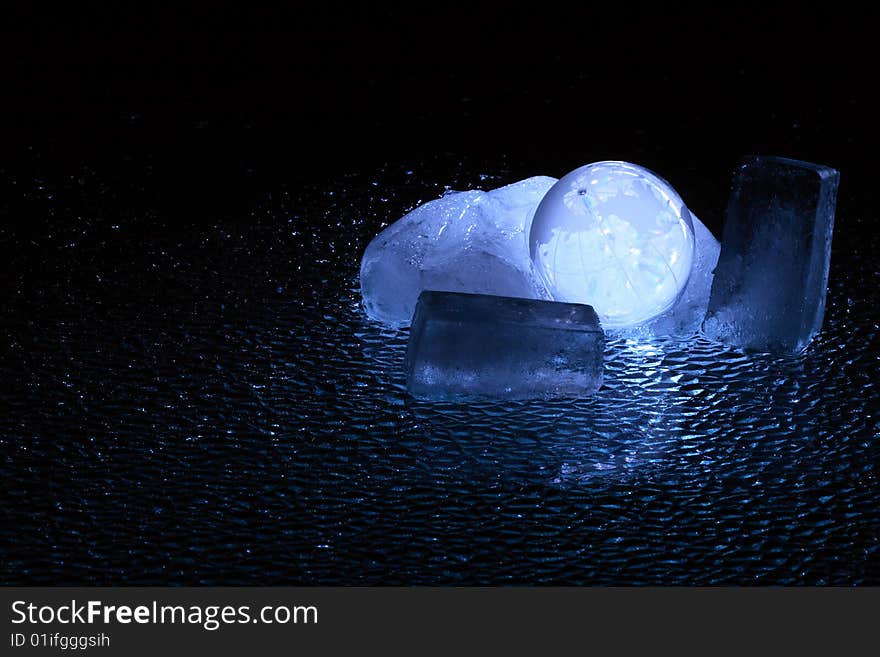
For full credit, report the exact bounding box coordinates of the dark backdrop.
[2,4,873,222]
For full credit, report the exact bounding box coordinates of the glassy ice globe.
[529,161,695,328]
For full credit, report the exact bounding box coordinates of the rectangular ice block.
[405,291,604,400]
[702,156,839,353]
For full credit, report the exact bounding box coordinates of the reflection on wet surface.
[1,157,878,584]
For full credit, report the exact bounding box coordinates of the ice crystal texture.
[360,176,556,326]
[406,291,604,400]
[530,162,695,328]
[703,156,839,353]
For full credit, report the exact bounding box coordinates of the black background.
[2,4,874,225]
[2,4,878,584]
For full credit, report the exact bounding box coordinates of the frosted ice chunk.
[406,291,604,400]
[702,156,839,354]
[360,176,556,327]
[530,161,696,328]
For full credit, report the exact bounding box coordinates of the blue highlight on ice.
[531,161,695,328]
[703,157,839,354]
[359,157,839,400]
[406,291,604,400]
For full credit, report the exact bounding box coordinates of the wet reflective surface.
[2,154,878,584]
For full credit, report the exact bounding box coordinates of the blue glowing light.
[529,161,695,328]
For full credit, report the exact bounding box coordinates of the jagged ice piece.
[360,176,556,327]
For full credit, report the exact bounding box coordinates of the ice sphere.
[406,291,604,400]
[530,161,696,328]
[702,156,839,354]
[360,176,557,327]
